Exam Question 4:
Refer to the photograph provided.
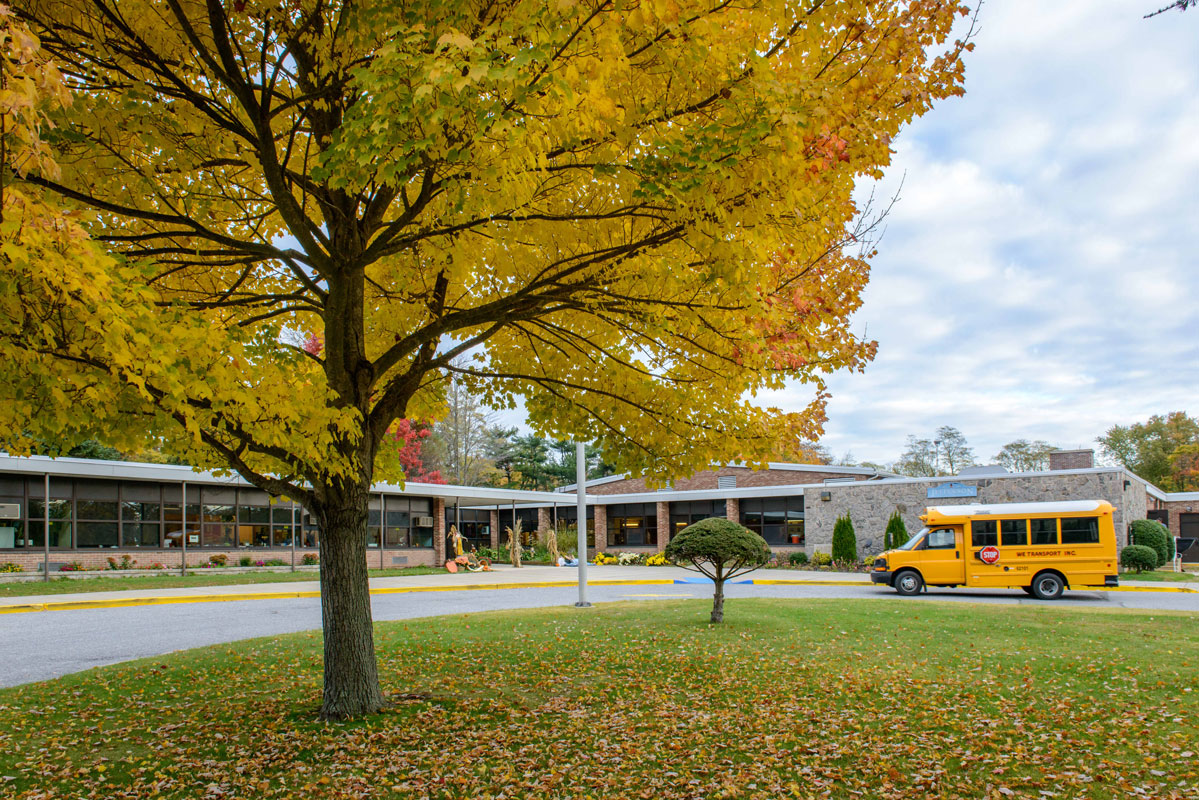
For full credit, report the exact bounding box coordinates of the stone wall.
[583,466,872,495]
[805,471,1138,557]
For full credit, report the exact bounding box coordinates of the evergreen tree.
[831,513,858,563]
[885,510,908,550]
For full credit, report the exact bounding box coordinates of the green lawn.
[0,565,442,597]
[1122,568,1199,583]
[1,599,1196,799]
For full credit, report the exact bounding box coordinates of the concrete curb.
[0,575,1192,615]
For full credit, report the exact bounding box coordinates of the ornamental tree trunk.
[711,579,725,624]
[315,480,385,719]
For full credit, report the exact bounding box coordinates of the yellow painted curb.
[0,578,680,615]
[0,577,1192,615]
[751,579,871,587]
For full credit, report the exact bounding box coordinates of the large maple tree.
[0,0,971,717]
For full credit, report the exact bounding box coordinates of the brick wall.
[1151,498,1199,540]
[1049,450,1094,470]
[594,505,608,551]
[1,545,438,574]
[655,501,670,552]
[584,466,871,495]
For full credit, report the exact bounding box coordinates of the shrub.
[59,561,85,572]
[239,556,253,567]
[264,558,287,566]
[0,562,24,573]
[811,552,832,567]
[301,553,319,566]
[208,553,229,567]
[788,551,809,566]
[106,554,137,570]
[1121,545,1158,574]
[665,517,770,623]
[555,524,579,557]
[831,513,857,563]
[1130,519,1171,567]
[645,552,668,566]
[885,510,908,551]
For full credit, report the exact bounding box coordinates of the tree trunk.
[711,579,725,623]
[316,482,385,719]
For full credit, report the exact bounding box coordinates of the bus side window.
[1061,517,1099,544]
[1001,519,1027,547]
[927,529,956,549]
[971,520,997,547]
[1030,518,1058,546]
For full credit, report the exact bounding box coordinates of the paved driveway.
[2,579,1197,688]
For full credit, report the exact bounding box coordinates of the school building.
[0,448,1195,573]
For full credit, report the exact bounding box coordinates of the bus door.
[919,526,965,585]
[968,519,1030,587]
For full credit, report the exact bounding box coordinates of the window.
[163,504,201,548]
[27,499,72,548]
[926,528,956,549]
[970,520,998,547]
[1000,519,1027,547]
[607,503,657,547]
[76,495,119,548]
[740,497,804,545]
[448,508,492,553]
[1061,517,1099,545]
[670,500,726,539]
[1030,518,1058,546]
[201,504,236,547]
[549,505,595,547]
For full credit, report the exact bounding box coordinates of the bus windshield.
[897,528,928,551]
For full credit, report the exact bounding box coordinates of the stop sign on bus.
[979,545,1001,564]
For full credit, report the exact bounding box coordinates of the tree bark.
[316,481,386,719]
[711,579,725,623]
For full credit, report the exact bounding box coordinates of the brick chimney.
[1048,449,1094,471]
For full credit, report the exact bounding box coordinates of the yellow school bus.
[870,500,1119,600]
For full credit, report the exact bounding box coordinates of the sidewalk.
[0,565,871,611]
[0,566,1191,614]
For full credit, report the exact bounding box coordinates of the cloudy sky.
[761,0,1199,466]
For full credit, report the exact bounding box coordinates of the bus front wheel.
[1031,572,1065,601]
[894,570,924,597]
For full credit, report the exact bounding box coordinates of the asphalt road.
[3,582,1198,688]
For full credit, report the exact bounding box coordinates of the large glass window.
[27,499,72,548]
[1061,517,1099,544]
[970,520,998,548]
[741,497,805,545]
[163,504,201,548]
[549,505,595,547]
[201,504,236,547]
[607,503,657,547]
[448,508,492,553]
[670,500,726,540]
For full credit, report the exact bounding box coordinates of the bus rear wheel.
[894,570,924,597]
[1031,572,1065,600]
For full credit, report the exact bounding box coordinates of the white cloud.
[774,0,1199,465]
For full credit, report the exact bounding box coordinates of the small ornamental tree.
[1130,519,1171,568]
[832,513,858,563]
[664,518,770,623]
[885,510,908,550]
[1121,545,1158,574]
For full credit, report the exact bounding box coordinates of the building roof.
[0,454,567,505]
[555,461,893,492]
